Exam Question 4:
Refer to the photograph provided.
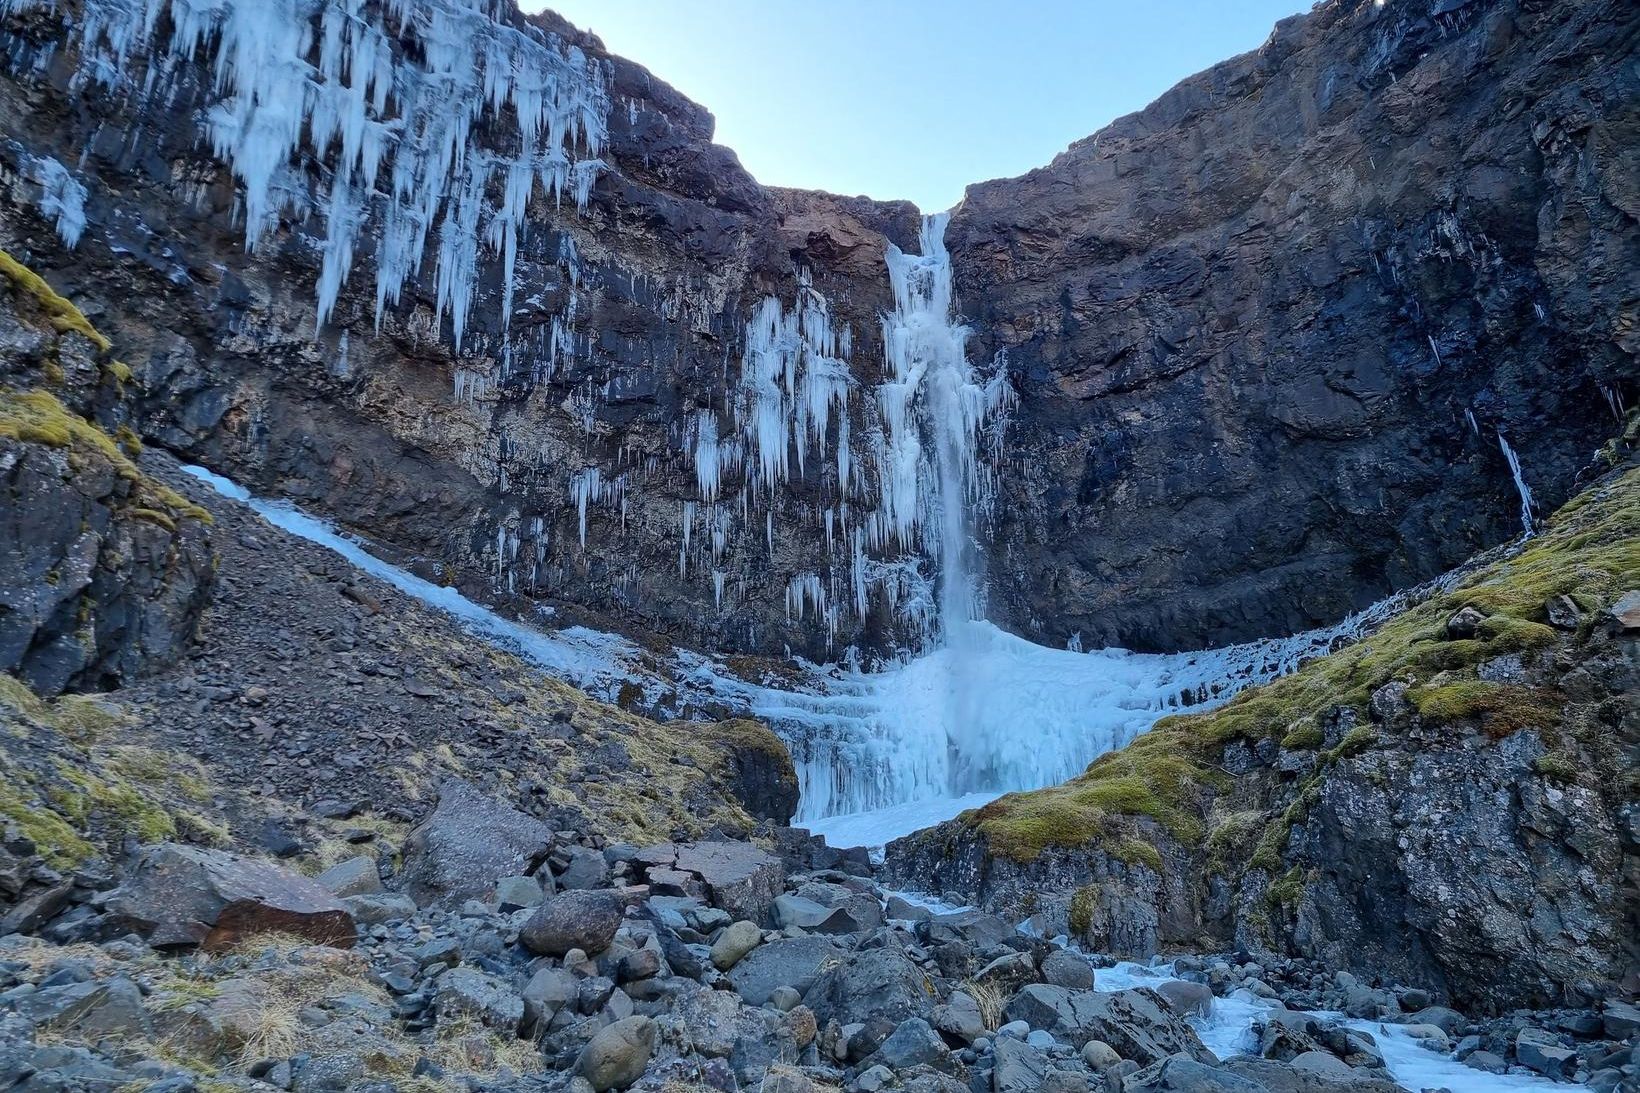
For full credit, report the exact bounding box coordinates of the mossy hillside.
[965,465,1640,865]
[0,673,227,864]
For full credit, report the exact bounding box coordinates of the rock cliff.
[951,0,1638,651]
[0,0,1632,668]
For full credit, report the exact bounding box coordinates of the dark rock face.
[0,0,920,667]
[0,0,1630,673]
[0,433,213,694]
[950,0,1639,652]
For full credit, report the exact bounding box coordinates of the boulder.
[1125,1056,1267,1092]
[993,1037,1049,1093]
[931,990,986,1043]
[1154,979,1213,1018]
[725,935,842,1005]
[1004,985,1213,1065]
[104,843,355,950]
[1081,1039,1121,1071]
[519,890,625,956]
[341,892,417,925]
[1516,1028,1578,1079]
[522,965,576,1029]
[400,780,553,908]
[576,1015,657,1091]
[673,841,785,923]
[555,845,611,890]
[803,947,937,1027]
[871,1017,950,1070]
[434,966,523,1032]
[16,978,150,1039]
[772,893,867,934]
[1042,949,1095,989]
[313,856,381,898]
[710,920,762,970]
[495,874,544,911]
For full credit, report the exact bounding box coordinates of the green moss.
[1325,726,1378,761]
[1533,752,1578,783]
[1205,809,1265,873]
[0,250,111,351]
[114,423,142,455]
[127,507,178,532]
[1110,837,1164,873]
[56,760,179,843]
[1280,720,1325,750]
[1267,866,1307,908]
[1407,681,1563,738]
[1068,884,1098,938]
[971,742,1226,862]
[0,773,95,866]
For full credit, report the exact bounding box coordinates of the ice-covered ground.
[1093,960,1563,1092]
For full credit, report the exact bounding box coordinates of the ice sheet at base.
[803,790,1004,850]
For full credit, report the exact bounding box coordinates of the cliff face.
[0,0,922,666]
[952,0,1639,651]
[0,0,1634,672]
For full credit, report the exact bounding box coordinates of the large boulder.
[399,780,553,908]
[1004,985,1213,1066]
[725,935,843,1005]
[104,843,355,950]
[519,889,625,956]
[803,947,937,1027]
[672,841,785,923]
[433,966,524,1032]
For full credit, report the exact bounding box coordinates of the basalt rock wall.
[951,0,1639,652]
[0,0,1634,666]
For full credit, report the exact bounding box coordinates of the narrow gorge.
[0,1,1635,1092]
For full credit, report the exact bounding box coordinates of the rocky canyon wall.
[0,0,1634,669]
[952,0,1638,651]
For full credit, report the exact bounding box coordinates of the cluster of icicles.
[4,0,609,348]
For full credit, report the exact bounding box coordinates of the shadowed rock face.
[950,0,1638,652]
[0,0,1633,668]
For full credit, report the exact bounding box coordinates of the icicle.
[59,0,611,347]
[1497,432,1536,537]
[25,154,87,248]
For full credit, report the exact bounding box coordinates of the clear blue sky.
[529,1,1308,211]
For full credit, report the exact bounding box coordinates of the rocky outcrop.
[951,0,1639,652]
[888,461,1640,1011]
[0,257,214,694]
[0,0,920,667]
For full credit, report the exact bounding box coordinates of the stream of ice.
[1094,960,1565,1093]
